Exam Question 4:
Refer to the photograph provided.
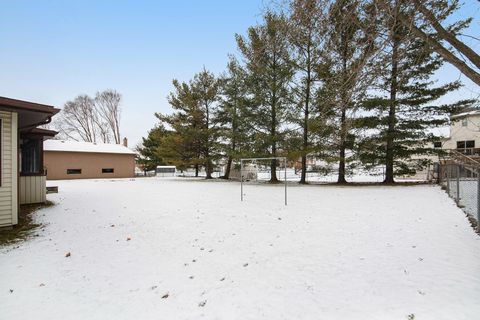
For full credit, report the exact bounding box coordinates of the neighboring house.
[0,96,60,228]
[435,109,480,155]
[44,139,136,180]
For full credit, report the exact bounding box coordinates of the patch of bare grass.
[0,201,54,247]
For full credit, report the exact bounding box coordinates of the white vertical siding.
[0,111,17,227]
[20,176,46,204]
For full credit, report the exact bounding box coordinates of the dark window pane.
[457,141,466,148]
[20,138,42,174]
[102,168,114,173]
[67,169,81,174]
[466,140,475,148]
[433,142,442,148]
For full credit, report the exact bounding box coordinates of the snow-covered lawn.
[1,178,480,320]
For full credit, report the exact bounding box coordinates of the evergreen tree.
[157,79,204,176]
[156,69,219,179]
[236,11,294,182]
[191,68,220,179]
[216,57,251,179]
[357,0,472,182]
[136,124,169,173]
[287,0,330,183]
[325,0,377,183]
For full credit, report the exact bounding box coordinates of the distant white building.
[435,108,480,155]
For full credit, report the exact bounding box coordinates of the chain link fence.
[440,163,480,231]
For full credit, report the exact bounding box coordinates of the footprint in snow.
[161,293,169,299]
[198,300,207,307]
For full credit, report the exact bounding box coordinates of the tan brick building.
[44,140,136,180]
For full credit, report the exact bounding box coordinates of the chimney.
[123,137,128,147]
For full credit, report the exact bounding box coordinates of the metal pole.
[284,157,287,206]
[241,160,243,202]
[477,169,480,232]
[446,164,450,195]
[456,164,460,204]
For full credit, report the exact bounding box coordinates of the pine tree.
[157,69,219,179]
[216,57,251,179]
[236,11,294,182]
[325,0,377,183]
[136,124,169,173]
[287,0,330,183]
[357,0,472,182]
[191,68,220,179]
[157,79,204,176]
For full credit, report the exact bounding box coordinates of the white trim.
[11,112,18,225]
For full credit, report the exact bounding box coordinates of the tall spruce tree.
[157,79,204,177]
[236,11,294,182]
[191,68,220,179]
[216,57,251,179]
[357,0,471,182]
[287,0,330,183]
[136,124,170,173]
[325,0,377,183]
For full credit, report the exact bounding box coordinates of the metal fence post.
[284,157,287,206]
[240,160,243,202]
[456,164,460,204]
[446,164,450,194]
[477,170,480,232]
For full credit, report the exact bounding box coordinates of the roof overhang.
[0,96,60,132]
[21,127,59,140]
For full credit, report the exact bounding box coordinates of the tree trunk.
[300,54,311,184]
[270,91,278,183]
[195,164,199,177]
[385,4,400,184]
[222,158,232,179]
[338,108,347,184]
[338,42,348,184]
[205,161,212,179]
[270,158,278,182]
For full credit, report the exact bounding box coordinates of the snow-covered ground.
[1,178,479,320]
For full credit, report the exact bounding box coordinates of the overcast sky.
[1,0,479,146]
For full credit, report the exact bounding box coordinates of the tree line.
[138,0,477,183]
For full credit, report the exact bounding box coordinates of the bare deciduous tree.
[59,95,98,142]
[376,0,480,86]
[95,89,122,144]
[56,90,123,144]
